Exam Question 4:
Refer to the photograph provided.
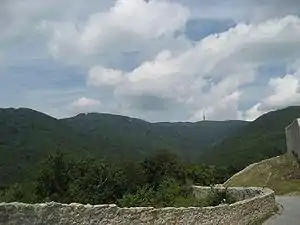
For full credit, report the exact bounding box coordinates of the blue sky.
[1,0,300,121]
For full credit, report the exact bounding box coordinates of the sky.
[1,0,300,122]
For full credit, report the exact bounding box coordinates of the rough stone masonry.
[0,186,276,225]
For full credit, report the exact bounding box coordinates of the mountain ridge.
[200,106,300,169]
[0,107,247,185]
[2,106,300,186]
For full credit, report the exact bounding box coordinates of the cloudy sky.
[1,0,300,121]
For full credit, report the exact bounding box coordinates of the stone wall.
[192,186,262,203]
[0,186,276,225]
[285,119,300,159]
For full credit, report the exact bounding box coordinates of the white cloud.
[265,75,300,108]
[80,0,189,42]
[244,69,300,121]
[70,97,101,113]
[182,0,300,23]
[243,103,264,121]
[2,0,300,121]
[92,15,300,120]
[191,91,241,121]
[87,66,125,87]
[42,0,191,67]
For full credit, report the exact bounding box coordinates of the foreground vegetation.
[225,154,300,195]
[0,151,234,207]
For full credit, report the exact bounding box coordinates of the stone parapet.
[0,186,276,225]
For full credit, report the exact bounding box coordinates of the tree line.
[0,150,238,207]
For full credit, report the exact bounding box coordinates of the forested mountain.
[0,108,92,185]
[0,108,246,185]
[1,106,300,205]
[1,106,299,187]
[62,113,247,161]
[200,106,300,170]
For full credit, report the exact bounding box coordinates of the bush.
[0,183,36,203]
[117,186,156,207]
[118,179,200,208]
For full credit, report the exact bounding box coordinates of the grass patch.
[225,154,300,195]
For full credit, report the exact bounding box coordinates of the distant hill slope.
[225,154,300,195]
[0,108,246,185]
[61,113,247,161]
[0,108,92,185]
[200,106,300,170]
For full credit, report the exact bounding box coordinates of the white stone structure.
[285,119,300,159]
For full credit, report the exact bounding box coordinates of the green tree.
[67,159,127,204]
[35,151,70,202]
[141,151,187,187]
